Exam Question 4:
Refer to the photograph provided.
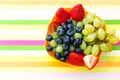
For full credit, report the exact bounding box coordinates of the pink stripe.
[0,40,120,45]
[113,41,120,46]
[0,40,44,45]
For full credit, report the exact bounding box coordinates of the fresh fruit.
[93,17,101,28]
[57,28,65,36]
[49,40,57,48]
[83,55,99,69]
[74,33,82,39]
[68,52,84,65]
[60,56,66,62]
[51,32,58,39]
[84,45,92,55]
[45,4,119,70]
[46,35,53,41]
[46,45,53,51]
[56,45,64,53]
[80,40,87,50]
[70,4,85,21]
[92,44,99,56]
[55,7,70,24]
[97,28,106,40]
[55,38,63,44]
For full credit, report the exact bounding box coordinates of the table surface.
[0,0,120,80]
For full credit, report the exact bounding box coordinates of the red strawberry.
[55,7,70,24]
[83,55,99,69]
[68,52,84,66]
[70,3,85,21]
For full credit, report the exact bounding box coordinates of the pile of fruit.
[45,4,119,69]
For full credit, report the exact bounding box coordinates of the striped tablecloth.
[0,0,120,80]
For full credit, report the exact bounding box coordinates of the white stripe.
[0,50,49,56]
[0,50,119,56]
[0,30,46,35]
[0,9,119,20]
[0,30,119,37]
[102,51,120,56]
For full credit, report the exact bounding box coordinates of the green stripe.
[0,45,119,50]
[112,46,120,50]
[100,56,120,61]
[0,20,119,24]
[104,20,120,24]
[0,20,50,24]
[0,46,45,50]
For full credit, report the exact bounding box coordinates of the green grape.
[92,44,99,56]
[93,17,101,28]
[88,40,96,46]
[84,32,97,42]
[49,40,57,48]
[82,29,89,36]
[107,29,116,36]
[105,34,114,41]
[56,26,62,31]
[100,43,108,52]
[77,21,83,29]
[80,40,87,50]
[72,20,77,26]
[106,43,112,52]
[85,24,95,33]
[51,32,58,39]
[84,45,92,55]
[109,37,119,44]
[100,21,105,28]
[56,45,63,53]
[74,33,82,39]
[97,28,106,40]
[70,45,75,51]
[82,18,88,25]
[86,13,96,23]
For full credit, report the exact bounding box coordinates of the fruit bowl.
[44,4,119,69]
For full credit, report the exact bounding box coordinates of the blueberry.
[57,28,65,36]
[56,38,63,44]
[73,41,79,48]
[46,35,52,41]
[54,52,61,59]
[46,45,53,51]
[75,38,82,45]
[70,37,74,43]
[61,22,66,27]
[60,56,66,62]
[67,24,73,30]
[75,27,82,33]
[62,25,68,31]
[62,43,69,50]
[66,30,74,37]
[75,48,82,53]
[67,19,72,24]
[63,51,69,56]
[63,36,70,44]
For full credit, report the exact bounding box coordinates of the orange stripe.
[0,62,119,67]
[0,0,120,5]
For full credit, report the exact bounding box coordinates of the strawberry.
[55,7,70,24]
[68,52,84,66]
[83,55,99,69]
[70,3,85,21]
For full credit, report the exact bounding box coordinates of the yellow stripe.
[0,56,57,62]
[0,0,120,5]
[0,56,120,62]
[0,67,119,72]
[0,24,120,30]
[0,5,120,10]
